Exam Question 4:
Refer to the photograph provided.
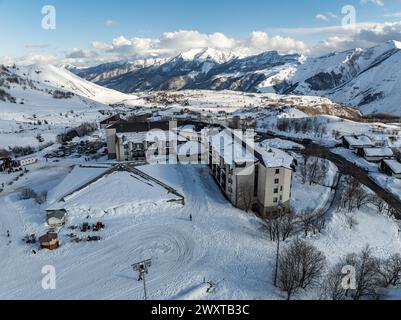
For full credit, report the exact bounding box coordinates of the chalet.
[39,233,59,250]
[100,114,121,129]
[381,160,401,179]
[342,135,374,151]
[359,147,394,163]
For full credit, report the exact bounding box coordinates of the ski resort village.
[3,41,401,301]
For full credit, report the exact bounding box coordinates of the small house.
[39,233,59,250]
[381,160,401,179]
[342,135,374,151]
[360,147,394,163]
[100,114,121,129]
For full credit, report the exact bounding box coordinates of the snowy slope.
[14,64,133,105]
[284,41,401,115]
[73,41,401,115]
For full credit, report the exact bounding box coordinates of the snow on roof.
[260,138,304,150]
[117,132,147,144]
[47,166,110,204]
[383,160,401,174]
[49,167,182,214]
[117,130,186,144]
[209,131,256,165]
[179,125,196,133]
[16,155,37,161]
[343,135,374,147]
[254,144,294,169]
[178,141,206,156]
[363,147,394,157]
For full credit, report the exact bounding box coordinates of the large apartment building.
[104,117,293,217]
[208,131,294,217]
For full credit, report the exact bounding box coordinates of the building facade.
[207,131,294,217]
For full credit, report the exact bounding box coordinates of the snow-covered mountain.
[1,63,133,108]
[281,40,401,115]
[70,41,401,115]
[92,48,302,93]
[66,58,168,87]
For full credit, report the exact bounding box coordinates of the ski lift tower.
[132,259,152,300]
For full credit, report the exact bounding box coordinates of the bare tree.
[277,239,326,300]
[372,196,389,215]
[344,211,358,230]
[377,254,401,288]
[278,213,295,241]
[338,176,368,213]
[266,213,295,242]
[322,246,382,300]
[345,246,380,300]
[312,209,326,234]
[237,182,254,213]
[300,207,315,237]
[320,263,349,301]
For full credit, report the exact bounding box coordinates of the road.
[257,131,401,218]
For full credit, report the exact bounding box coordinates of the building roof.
[108,120,222,133]
[209,131,256,165]
[383,159,401,174]
[100,114,120,124]
[363,147,394,157]
[117,131,186,144]
[39,233,58,243]
[178,141,206,157]
[47,164,184,214]
[343,135,374,147]
[254,144,294,169]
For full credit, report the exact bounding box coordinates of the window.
[274,178,279,184]
[274,188,279,194]
[280,196,283,201]
[273,197,278,203]
[280,186,283,192]
[275,169,280,175]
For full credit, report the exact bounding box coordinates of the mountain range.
[69,41,401,115]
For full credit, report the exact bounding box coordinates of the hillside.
[70,41,401,115]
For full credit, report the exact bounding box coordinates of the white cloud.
[384,11,401,18]
[66,48,98,59]
[104,19,117,27]
[0,53,60,66]
[311,21,401,55]
[360,0,384,6]
[90,29,309,61]
[316,14,329,21]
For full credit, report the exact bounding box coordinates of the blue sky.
[1,0,401,65]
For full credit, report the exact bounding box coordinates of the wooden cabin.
[39,233,59,250]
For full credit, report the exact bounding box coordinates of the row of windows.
[273,186,284,194]
[273,196,283,203]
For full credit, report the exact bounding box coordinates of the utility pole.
[132,259,152,300]
[274,235,280,287]
[274,203,284,287]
